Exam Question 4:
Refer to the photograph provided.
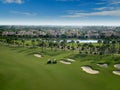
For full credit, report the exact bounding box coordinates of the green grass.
[0,45,120,90]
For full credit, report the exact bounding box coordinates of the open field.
[0,45,120,90]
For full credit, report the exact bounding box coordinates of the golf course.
[0,0,120,89]
[0,45,120,90]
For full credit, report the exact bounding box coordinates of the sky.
[0,0,120,26]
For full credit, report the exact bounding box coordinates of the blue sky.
[0,0,120,25]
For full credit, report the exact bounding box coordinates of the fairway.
[0,45,120,90]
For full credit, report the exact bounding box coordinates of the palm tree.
[39,39,45,52]
[36,38,40,46]
[21,39,25,47]
[103,40,109,45]
[117,39,120,53]
[60,39,67,51]
[98,39,102,46]
[76,41,81,53]
[10,38,16,47]
[71,46,75,51]
[31,39,36,48]
[49,41,54,51]
[71,40,75,46]
[53,40,59,51]
[100,44,106,55]
[6,38,11,46]
[82,43,88,54]
[56,39,60,50]
[103,44,110,55]
[70,40,75,51]
[102,40,110,54]
[111,40,116,54]
[67,45,71,50]
[88,43,94,54]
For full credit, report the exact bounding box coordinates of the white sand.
[81,66,99,74]
[113,71,120,76]
[114,64,120,69]
[34,54,42,58]
[60,61,71,64]
[67,58,75,62]
[97,63,108,68]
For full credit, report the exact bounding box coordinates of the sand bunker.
[81,66,99,74]
[67,58,75,62]
[113,71,120,76]
[97,63,108,68]
[114,64,120,69]
[60,61,71,64]
[34,54,42,58]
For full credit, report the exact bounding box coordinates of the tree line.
[0,35,120,55]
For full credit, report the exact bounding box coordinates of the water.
[60,40,98,43]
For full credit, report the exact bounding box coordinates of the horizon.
[0,24,120,26]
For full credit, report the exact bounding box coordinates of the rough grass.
[0,45,120,90]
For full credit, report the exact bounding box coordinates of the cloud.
[61,9,120,17]
[2,0,24,4]
[94,7,108,11]
[111,1,120,5]
[94,0,120,5]
[104,0,120,5]
[66,10,86,14]
[93,7,115,11]
[95,2,106,5]
[11,11,37,16]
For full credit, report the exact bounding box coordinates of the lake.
[60,40,98,43]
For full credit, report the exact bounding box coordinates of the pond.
[60,40,98,43]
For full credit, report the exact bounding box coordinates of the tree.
[71,40,75,46]
[6,38,11,46]
[21,39,25,47]
[36,38,40,46]
[60,39,67,51]
[71,46,75,51]
[88,43,94,54]
[49,41,54,51]
[53,41,59,51]
[117,40,120,53]
[76,41,81,53]
[98,39,102,46]
[82,43,88,54]
[39,39,45,52]
[31,39,36,48]
[56,39,60,50]
[102,40,111,54]
[111,40,116,54]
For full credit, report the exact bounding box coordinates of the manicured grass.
[0,45,120,90]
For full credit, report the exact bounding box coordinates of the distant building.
[2,31,16,36]
[101,31,117,37]
[85,31,100,38]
